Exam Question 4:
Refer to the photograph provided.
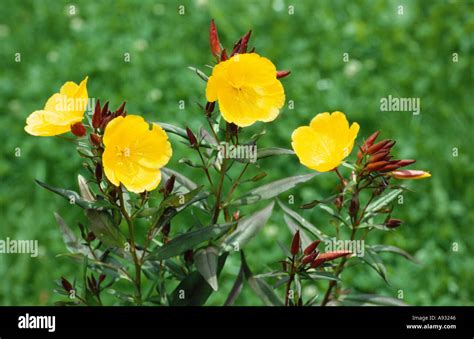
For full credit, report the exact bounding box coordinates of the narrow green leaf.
[36,179,111,211]
[278,199,330,241]
[256,147,295,159]
[369,244,419,264]
[230,174,316,206]
[365,188,403,217]
[222,202,274,252]
[359,246,389,284]
[85,210,125,248]
[54,213,90,256]
[170,253,228,306]
[342,294,408,306]
[194,247,219,291]
[147,222,234,261]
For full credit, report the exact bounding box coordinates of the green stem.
[118,187,142,305]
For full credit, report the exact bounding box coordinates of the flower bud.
[101,101,110,118]
[86,231,96,242]
[366,140,391,155]
[349,194,359,218]
[390,170,431,180]
[205,101,215,116]
[164,175,175,198]
[311,251,351,268]
[209,19,222,58]
[92,99,102,129]
[186,126,198,148]
[95,163,102,182]
[367,150,390,163]
[303,240,321,255]
[385,218,403,228]
[71,122,86,137]
[364,130,380,148]
[301,251,319,265]
[396,159,416,168]
[90,133,101,147]
[184,249,194,264]
[98,274,106,285]
[233,210,240,221]
[61,276,73,292]
[290,230,300,256]
[115,101,126,117]
[220,49,228,62]
[365,160,389,172]
[276,70,291,79]
[238,30,252,54]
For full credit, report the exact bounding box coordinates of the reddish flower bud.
[209,19,222,58]
[92,99,102,129]
[61,276,73,292]
[380,164,401,173]
[71,122,86,137]
[364,131,380,149]
[101,101,110,118]
[366,140,391,155]
[396,159,416,168]
[239,30,252,53]
[115,101,126,117]
[311,251,351,268]
[90,133,101,147]
[349,195,359,217]
[385,218,403,228]
[186,126,198,147]
[290,230,300,256]
[164,175,175,197]
[302,251,319,265]
[220,49,228,62]
[276,70,291,79]
[303,240,321,255]
[230,38,242,57]
[367,150,390,163]
[380,140,396,151]
[205,101,215,116]
[98,274,106,285]
[95,163,102,182]
[365,161,389,172]
[184,249,194,264]
[86,231,96,242]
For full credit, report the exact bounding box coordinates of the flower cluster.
[24,20,430,307]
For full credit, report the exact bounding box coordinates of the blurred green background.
[0,0,473,306]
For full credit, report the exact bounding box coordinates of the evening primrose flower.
[206,53,285,127]
[291,111,360,172]
[25,77,88,136]
[102,115,172,193]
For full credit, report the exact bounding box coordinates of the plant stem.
[118,187,142,305]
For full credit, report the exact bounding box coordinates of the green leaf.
[364,188,403,218]
[301,271,340,282]
[369,244,419,263]
[35,179,111,211]
[194,246,219,291]
[170,253,228,306]
[359,246,389,284]
[77,174,95,202]
[85,210,125,248]
[256,147,295,160]
[224,264,245,306]
[156,122,188,139]
[54,213,90,256]
[188,66,209,81]
[222,202,274,252]
[230,174,316,206]
[341,294,408,306]
[240,251,283,306]
[278,199,330,241]
[147,222,234,261]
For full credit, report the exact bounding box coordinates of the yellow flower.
[102,115,172,193]
[25,77,89,136]
[291,111,360,172]
[206,53,285,127]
